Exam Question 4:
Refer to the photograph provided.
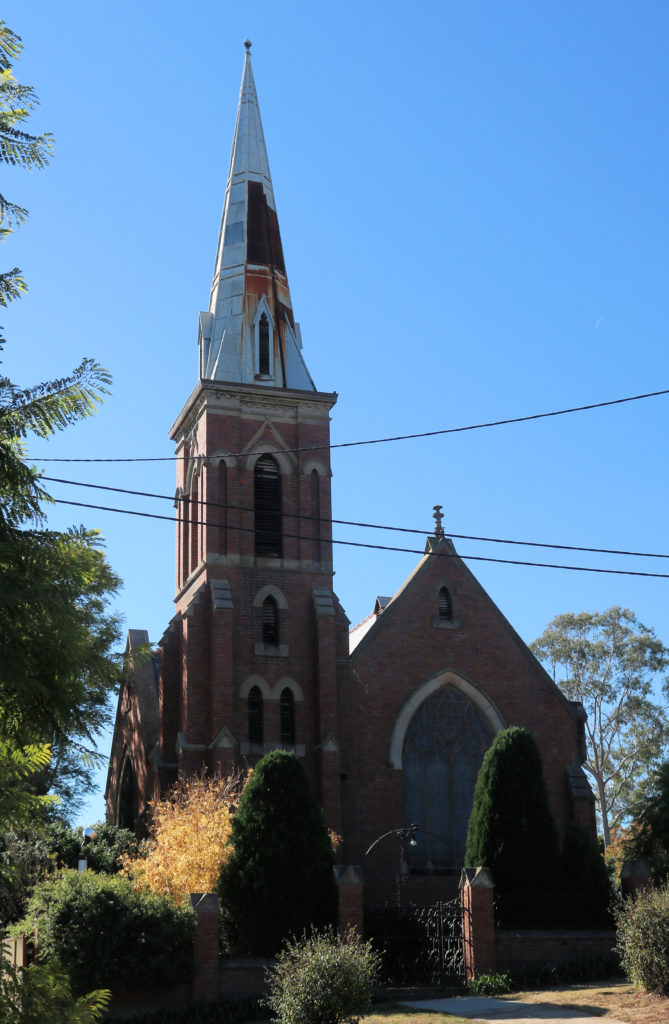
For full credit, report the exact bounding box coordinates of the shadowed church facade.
[106,43,595,904]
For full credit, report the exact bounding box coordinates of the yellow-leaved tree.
[122,771,246,901]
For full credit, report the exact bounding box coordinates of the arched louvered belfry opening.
[258,312,270,375]
[262,595,279,647]
[254,455,282,557]
[402,685,493,868]
[117,754,136,830]
[438,586,453,621]
[248,685,264,746]
[280,687,295,746]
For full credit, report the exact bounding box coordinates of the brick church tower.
[107,42,350,834]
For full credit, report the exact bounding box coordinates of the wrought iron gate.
[364,896,465,985]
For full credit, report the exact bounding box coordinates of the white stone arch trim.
[243,444,293,477]
[240,675,271,700]
[302,458,328,477]
[271,677,304,702]
[253,584,288,610]
[206,448,239,469]
[388,670,506,769]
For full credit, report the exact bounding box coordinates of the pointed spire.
[199,42,315,391]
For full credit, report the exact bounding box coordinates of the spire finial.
[432,504,445,538]
[244,38,252,52]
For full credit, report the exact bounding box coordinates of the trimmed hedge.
[12,870,194,996]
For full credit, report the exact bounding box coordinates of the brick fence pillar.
[333,865,364,937]
[460,867,496,981]
[190,893,220,1004]
[621,859,652,899]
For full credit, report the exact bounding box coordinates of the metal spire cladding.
[198,41,315,391]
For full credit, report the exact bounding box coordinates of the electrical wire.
[29,385,669,462]
[42,474,669,562]
[52,497,669,579]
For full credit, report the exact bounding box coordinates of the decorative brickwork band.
[334,865,364,937]
[190,893,221,1003]
[460,867,496,981]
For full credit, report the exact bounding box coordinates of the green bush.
[266,928,381,1024]
[616,885,669,994]
[218,750,336,956]
[0,955,109,1024]
[467,972,512,995]
[464,727,562,893]
[11,870,194,996]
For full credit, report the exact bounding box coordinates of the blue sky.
[4,2,669,824]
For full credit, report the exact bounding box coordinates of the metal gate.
[364,896,464,986]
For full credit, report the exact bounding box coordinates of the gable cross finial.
[244,38,252,52]
[432,504,444,538]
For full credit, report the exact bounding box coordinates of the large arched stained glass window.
[403,686,493,869]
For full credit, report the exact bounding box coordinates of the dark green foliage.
[217,750,336,956]
[0,955,109,1024]
[266,927,381,1024]
[616,884,669,994]
[11,870,193,996]
[464,727,562,893]
[626,762,669,883]
[478,955,621,993]
[467,972,512,995]
[0,819,138,927]
[561,823,611,896]
[106,998,263,1024]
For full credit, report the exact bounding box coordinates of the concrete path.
[400,996,628,1024]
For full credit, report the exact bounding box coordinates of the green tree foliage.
[266,928,381,1024]
[0,22,121,820]
[11,870,194,996]
[616,884,669,994]
[625,762,669,884]
[0,819,139,927]
[464,726,562,893]
[0,21,53,317]
[218,750,337,955]
[561,822,611,897]
[531,607,669,847]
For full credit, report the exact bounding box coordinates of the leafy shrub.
[0,819,138,927]
[467,972,512,995]
[465,727,562,893]
[122,771,243,901]
[266,928,381,1024]
[11,869,194,996]
[616,884,669,993]
[561,823,611,896]
[0,955,109,1024]
[218,751,336,955]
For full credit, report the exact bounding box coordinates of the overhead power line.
[52,497,669,580]
[30,385,669,463]
[42,474,669,562]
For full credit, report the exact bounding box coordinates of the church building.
[106,43,595,905]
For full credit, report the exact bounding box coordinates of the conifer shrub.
[464,726,562,894]
[265,928,381,1024]
[11,870,193,996]
[616,884,669,994]
[217,750,336,956]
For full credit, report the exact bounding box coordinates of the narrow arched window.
[218,461,227,554]
[248,686,264,746]
[254,455,282,557]
[262,595,279,647]
[181,495,190,584]
[438,586,453,620]
[190,476,199,573]
[258,313,270,375]
[311,469,321,562]
[117,755,136,830]
[280,688,295,746]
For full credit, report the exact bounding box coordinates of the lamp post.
[361,824,421,908]
[78,827,97,872]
